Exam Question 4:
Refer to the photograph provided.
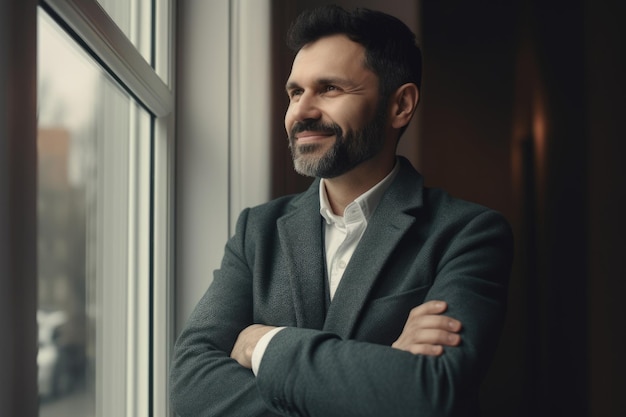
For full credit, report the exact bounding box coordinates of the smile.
[295,131,334,143]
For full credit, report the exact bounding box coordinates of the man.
[171,6,513,417]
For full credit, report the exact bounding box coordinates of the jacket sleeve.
[170,208,280,417]
[254,210,513,417]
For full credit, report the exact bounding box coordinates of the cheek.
[284,106,296,134]
[335,105,371,133]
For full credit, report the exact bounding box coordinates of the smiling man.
[171,6,513,417]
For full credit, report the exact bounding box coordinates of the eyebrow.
[285,77,353,92]
[285,81,300,92]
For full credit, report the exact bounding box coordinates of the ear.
[389,83,419,129]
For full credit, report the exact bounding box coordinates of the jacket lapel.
[323,158,424,338]
[277,181,327,330]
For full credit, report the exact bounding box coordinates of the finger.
[405,344,444,356]
[408,300,448,320]
[392,343,443,356]
[392,329,461,353]
[407,328,461,347]
[405,315,463,333]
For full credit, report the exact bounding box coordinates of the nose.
[287,91,322,123]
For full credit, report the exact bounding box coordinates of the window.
[35,1,174,416]
[95,0,152,63]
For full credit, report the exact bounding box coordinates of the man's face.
[285,34,387,178]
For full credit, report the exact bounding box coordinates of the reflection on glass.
[37,9,151,416]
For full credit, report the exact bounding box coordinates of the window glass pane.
[96,0,153,64]
[37,9,151,417]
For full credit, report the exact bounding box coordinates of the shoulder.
[391,157,509,230]
[419,187,513,257]
[424,185,510,229]
[424,186,495,218]
[251,181,318,215]
[236,179,320,230]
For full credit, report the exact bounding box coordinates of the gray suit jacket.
[171,157,513,417]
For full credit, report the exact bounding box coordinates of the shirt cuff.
[251,327,285,376]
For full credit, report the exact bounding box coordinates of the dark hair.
[286,5,422,100]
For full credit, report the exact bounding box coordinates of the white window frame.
[43,0,173,117]
[175,0,274,331]
[0,0,176,416]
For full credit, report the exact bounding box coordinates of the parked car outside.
[38,310,73,399]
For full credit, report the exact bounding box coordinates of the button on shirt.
[251,160,400,375]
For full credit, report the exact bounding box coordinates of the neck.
[324,153,396,215]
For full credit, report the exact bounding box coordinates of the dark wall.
[585,1,626,416]
[419,1,626,416]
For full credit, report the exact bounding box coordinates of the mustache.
[289,120,342,140]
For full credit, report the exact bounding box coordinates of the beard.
[288,101,388,178]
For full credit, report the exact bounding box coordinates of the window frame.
[0,0,176,416]
[42,0,173,116]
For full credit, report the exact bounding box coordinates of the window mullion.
[125,101,152,417]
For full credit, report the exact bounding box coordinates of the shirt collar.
[319,159,400,225]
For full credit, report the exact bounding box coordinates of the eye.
[287,88,303,99]
[321,84,343,97]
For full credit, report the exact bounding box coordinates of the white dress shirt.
[251,161,400,375]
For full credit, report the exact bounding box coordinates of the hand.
[391,300,462,356]
[230,324,277,369]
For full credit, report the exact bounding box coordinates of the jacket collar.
[277,156,425,336]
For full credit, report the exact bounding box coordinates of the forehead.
[288,34,373,83]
